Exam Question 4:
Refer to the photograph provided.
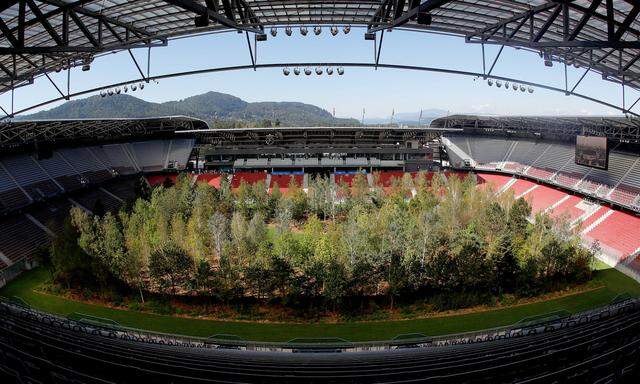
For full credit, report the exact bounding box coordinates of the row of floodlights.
[99,82,145,97]
[487,78,534,93]
[283,67,345,76]
[269,25,351,38]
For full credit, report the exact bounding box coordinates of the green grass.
[2,267,639,342]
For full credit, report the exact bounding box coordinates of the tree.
[208,211,229,261]
[149,245,194,294]
[134,176,151,200]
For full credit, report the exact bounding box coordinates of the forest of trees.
[46,172,595,312]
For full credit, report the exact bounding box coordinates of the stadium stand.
[548,195,587,223]
[97,144,138,175]
[1,297,639,383]
[0,155,61,200]
[195,173,225,188]
[0,166,30,213]
[444,135,640,212]
[231,172,268,188]
[128,140,171,172]
[146,174,178,187]
[270,174,303,193]
[102,178,138,202]
[334,173,360,187]
[59,147,113,185]
[72,189,123,214]
[476,173,512,192]
[524,184,568,215]
[27,200,74,237]
[0,216,49,267]
[36,152,84,192]
[583,211,640,262]
[167,139,195,169]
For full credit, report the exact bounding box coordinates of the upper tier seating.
[96,144,138,175]
[167,139,195,169]
[1,155,61,200]
[37,152,83,191]
[0,166,30,213]
[128,141,171,172]
[59,147,113,184]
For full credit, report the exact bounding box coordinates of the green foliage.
[22,92,361,127]
[67,172,594,311]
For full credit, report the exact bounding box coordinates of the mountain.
[20,91,360,127]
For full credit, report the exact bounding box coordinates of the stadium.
[2,1,640,383]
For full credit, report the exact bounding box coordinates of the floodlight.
[115,87,121,94]
[285,26,292,36]
[520,85,526,92]
[343,25,351,34]
[314,26,322,35]
[337,67,345,75]
[487,79,493,86]
[283,67,291,76]
[270,27,277,37]
[304,67,312,76]
[139,82,145,90]
[55,65,62,73]
[107,89,114,96]
[100,90,107,97]
[330,26,339,36]
[315,67,323,75]
[294,67,301,75]
[496,80,503,88]
[131,84,138,91]
[300,26,308,36]
[326,67,334,75]
[543,52,553,67]
[123,85,128,93]
[512,83,518,90]
[528,86,534,93]
[504,81,510,89]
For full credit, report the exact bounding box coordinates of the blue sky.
[1,28,636,120]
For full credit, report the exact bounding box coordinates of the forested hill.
[20,91,361,127]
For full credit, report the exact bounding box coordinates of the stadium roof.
[1,1,640,96]
[0,115,207,148]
